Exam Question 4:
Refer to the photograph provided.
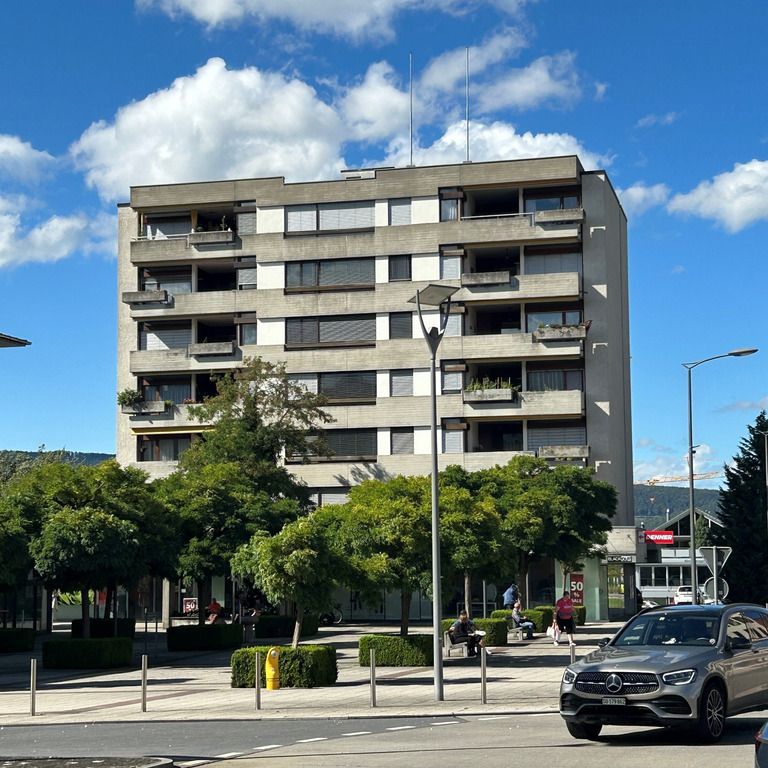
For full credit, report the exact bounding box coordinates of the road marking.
[253,745,282,751]
[386,725,416,731]
[477,715,511,721]
[342,731,372,736]
[430,721,460,726]
[297,737,328,743]
[177,762,206,767]
[215,753,242,759]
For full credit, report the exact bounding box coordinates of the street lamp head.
[727,347,758,358]
[407,284,458,306]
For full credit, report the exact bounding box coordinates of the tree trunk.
[399,589,412,637]
[197,579,206,626]
[81,588,90,639]
[464,571,472,619]
[291,604,303,649]
[519,551,530,608]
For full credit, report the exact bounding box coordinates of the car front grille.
[575,670,659,695]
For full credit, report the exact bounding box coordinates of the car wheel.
[695,683,726,742]
[566,720,603,740]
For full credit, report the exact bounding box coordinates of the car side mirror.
[727,635,751,652]
[597,637,611,648]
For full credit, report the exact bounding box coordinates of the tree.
[231,515,341,648]
[0,509,28,590]
[713,411,768,603]
[30,507,140,637]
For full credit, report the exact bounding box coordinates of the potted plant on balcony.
[117,388,143,408]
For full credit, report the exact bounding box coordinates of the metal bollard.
[570,644,576,664]
[480,647,487,704]
[370,648,377,708]
[255,651,261,711]
[30,658,37,716]
[141,654,148,712]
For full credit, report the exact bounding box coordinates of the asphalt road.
[0,712,763,767]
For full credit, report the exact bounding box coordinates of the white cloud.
[0,197,113,269]
[671,265,685,274]
[137,0,521,39]
[594,82,608,101]
[0,135,54,183]
[636,111,679,129]
[419,29,528,95]
[476,52,580,113]
[668,159,768,233]
[719,395,768,413]
[341,62,410,142]
[385,119,609,170]
[617,182,670,217]
[634,443,721,484]
[70,58,345,202]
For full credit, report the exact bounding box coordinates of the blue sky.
[1,0,766,489]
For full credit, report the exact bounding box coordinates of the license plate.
[601,697,626,706]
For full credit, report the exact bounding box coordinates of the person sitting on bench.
[449,610,484,657]
[512,601,535,639]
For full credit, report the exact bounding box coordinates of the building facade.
[116,156,634,538]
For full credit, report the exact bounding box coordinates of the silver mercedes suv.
[560,604,768,742]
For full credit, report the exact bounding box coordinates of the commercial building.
[116,156,635,619]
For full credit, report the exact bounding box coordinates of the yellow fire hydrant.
[265,646,280,690]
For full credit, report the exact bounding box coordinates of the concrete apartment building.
[116,156,636,618]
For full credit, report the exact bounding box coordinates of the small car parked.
[560,604,768,742]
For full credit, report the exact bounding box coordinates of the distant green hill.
[634,483,720,528]
[0,449,115,484]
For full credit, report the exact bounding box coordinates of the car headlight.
[662,668,697,685]
[562,668,577,684]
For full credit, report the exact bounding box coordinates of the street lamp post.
[683,348,757,603]
[408,284,458,702]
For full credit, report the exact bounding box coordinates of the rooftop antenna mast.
[465,46,470,163]
[409,52,414,167]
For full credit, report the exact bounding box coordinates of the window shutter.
[142,325,191,350]
[319,316,375,343]
[289,373,319,394]
[441,255,461,279]
[443,430,464,454]
[389,312,412,339]
[320,371,376,399]
[286,318,318,344]
[389,255,411,281]
[442,371,463,392]
[237,212,257,235]
[527,426,586,449]
[326,429,377,456]
[237,268,258,289]
[240,324,258,345]
[389,198,411,226]
[391,428,414,454]
[390,370,413,397]
[320,258,374,286]
[318,201,374,230]
[286,205,317,232]
[320,490,350,506]
[444,314,462,337]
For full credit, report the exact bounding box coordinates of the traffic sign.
[703,577,729,601]
[699,546,732,575]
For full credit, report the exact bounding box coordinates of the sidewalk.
[0,621,623,725]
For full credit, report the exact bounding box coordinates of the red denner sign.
[645,530,674,545]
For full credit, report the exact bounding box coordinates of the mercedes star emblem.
[605,673,623,694]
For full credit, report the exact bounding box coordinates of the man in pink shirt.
[555,590,576,646]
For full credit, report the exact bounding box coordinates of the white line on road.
[477,715,512,721]
[177,762,207,767]
[430,721,460,726]
[215,753,243,759]
[386,726,416,731]
[342,731,372,736]
[297,737,329,743]
[253,745,283,751]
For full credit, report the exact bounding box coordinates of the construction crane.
[646,471,721,486]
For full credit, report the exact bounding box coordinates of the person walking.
[555,590,576,646]
[502,583,519,610]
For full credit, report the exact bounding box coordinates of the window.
[524,188,580,213]
[240,323,258,345]
[440,254,461,279]
[527,369,583,391]
[285,315,376,348]
[141,268,192,295]
[389,312,412,339]
[138,435,191,462]
[286,258,374,290]
[142,378,191,404]
[285,201,375,233]
[439,188,463,221]
[319,371,377,402]
[524,247,582,275]
[443,427,465,454]
[324,428,378,458]
[442,370,463,393]
[236,267,258,290]
[527,423,587,449]
[389,198,411,226]
[139,322,192,351]
[390,369,413,397]
[289,373,319,394]
[144,214,191,240]
[527,309,582,331]
[444,314,462,337]
[388,255,412,282]
[391,427,414,454]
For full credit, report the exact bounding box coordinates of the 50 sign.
[570,574,584,606]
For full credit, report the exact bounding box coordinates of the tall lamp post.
[683,348,757,603]
[408,284,458,702]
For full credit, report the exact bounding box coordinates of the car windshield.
[613,611,721,647]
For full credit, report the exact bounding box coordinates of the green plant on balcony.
[117,388,143,407]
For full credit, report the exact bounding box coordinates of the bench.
[443,631,469,658]
[508,625,526,642]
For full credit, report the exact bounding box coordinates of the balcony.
[537,444,590,459]
[187,229,236,246]
[122,289,168,305]
[188,340,236,356]
[463,389,584,419]
[121,401,168,415]
[458,272,581,304]
[534,207,584,225]
[461,270,514,288]
[463,387,519,404]
[532,322,590,342]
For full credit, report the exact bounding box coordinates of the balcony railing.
[121,401,168,415]
[463,387,520,404]
[532,322,590,342]
[460,270,514,288]
[187,230,236,246]
[536,445,589,459]
[188,341,236,356]
[533,207,584,224]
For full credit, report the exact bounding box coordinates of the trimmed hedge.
[168,623,243,651]
[358,634,433,666]
[250,615,319,639]
[440,618,508,647]
[534,605,586,627]
[43,638,132,669]
[0,628,36,653]
[71,618,136,639]
[231,645,337,688]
